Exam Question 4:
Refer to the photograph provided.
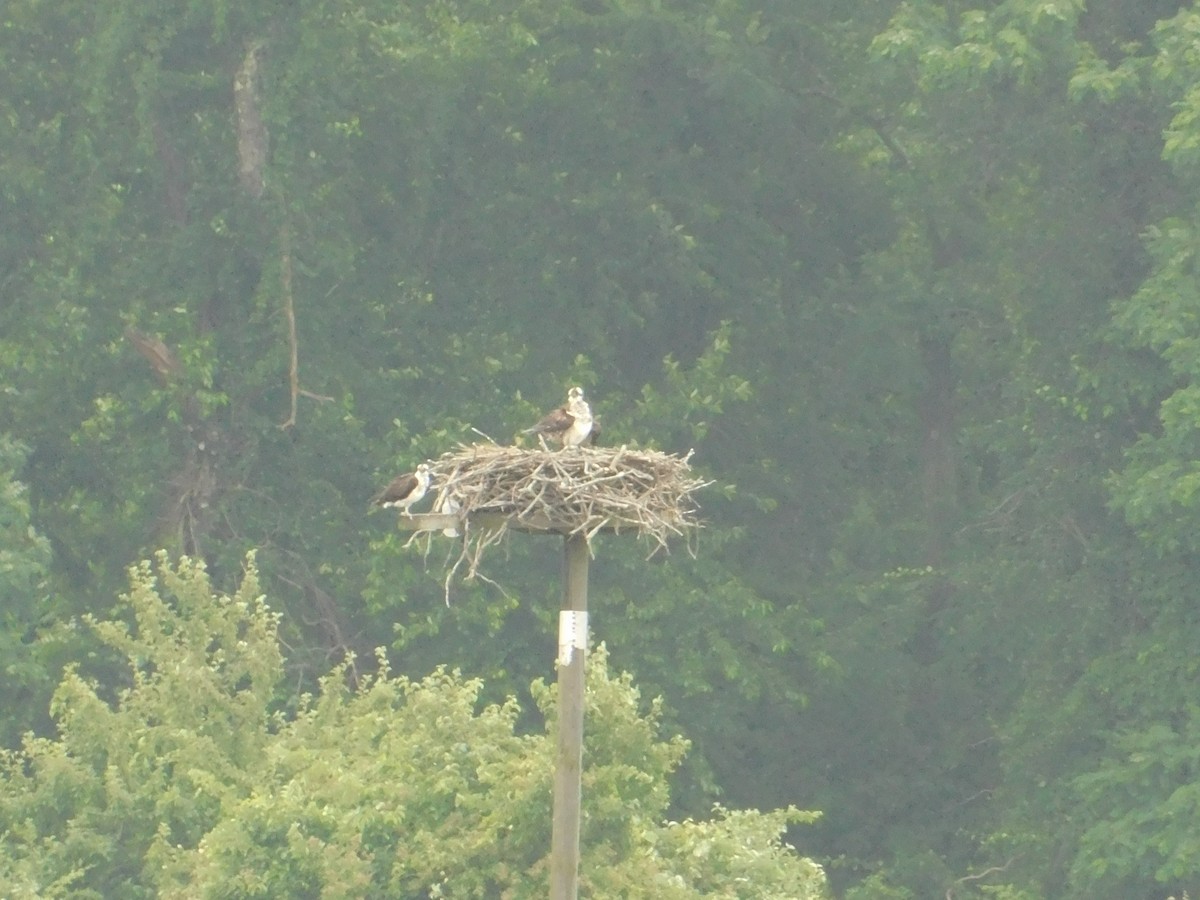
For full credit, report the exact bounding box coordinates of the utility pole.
[389,443,703,899]
[550,533,589,900]
[395,515,592,899]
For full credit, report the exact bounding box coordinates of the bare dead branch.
[945,857,1019,900]
[278,219,299,430]
[124,327,180,384]
[234,41,268,199]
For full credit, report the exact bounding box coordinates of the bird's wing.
[372,472,417,506]
[525,405,574,435]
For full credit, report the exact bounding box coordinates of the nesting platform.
[399,443,709,592]
[432,442,706,539]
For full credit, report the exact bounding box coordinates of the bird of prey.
[435,493,461,537]
[371,463,432,514]
[523,386,594,448]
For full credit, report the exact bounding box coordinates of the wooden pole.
[389,514,607,897]
[550,532,589,900]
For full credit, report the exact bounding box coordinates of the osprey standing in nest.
[371,463,432,514]
[524,386,594,448]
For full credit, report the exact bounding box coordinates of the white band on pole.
[557,610,588,667]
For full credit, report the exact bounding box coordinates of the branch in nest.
[411,443,710,601]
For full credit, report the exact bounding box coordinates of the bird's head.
[567,386,585,402]
[416,463,433,479]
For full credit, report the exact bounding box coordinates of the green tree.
[0,553,826,898]
[978,6,1200,897]
[0,438,56,745]
[0,0,864,848]
[756,0,1187,894]
[14,0,1200,895]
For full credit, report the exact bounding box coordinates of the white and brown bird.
[435,493,461,537]
[371,463,432,514]
[523,386,594,448]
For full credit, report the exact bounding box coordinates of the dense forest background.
[5,0,1200,896]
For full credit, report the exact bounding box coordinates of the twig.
[945,857,1019,900]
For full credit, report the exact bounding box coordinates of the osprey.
[524,386,594,448]
[371,463,432,514]
[435,493,461,537]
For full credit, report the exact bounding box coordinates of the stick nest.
[421,443,710,594]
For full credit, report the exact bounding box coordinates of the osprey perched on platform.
[524,386,594,448]
[371,463,432,514]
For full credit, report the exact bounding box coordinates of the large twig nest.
[421,443,710,594]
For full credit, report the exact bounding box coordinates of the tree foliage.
[8,0,1200,895]
[0,438,56,746]
[0,555,825,898]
